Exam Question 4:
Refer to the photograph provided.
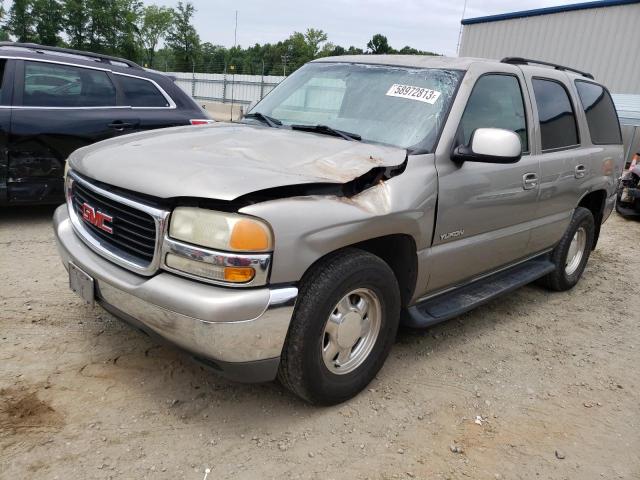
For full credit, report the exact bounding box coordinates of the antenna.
[456,0,469,56]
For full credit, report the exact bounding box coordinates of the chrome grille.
[72,181,156,263]
[67,172,169,275]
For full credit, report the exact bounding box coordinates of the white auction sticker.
[385,84,442,104]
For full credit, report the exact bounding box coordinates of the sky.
[143,0,587,56]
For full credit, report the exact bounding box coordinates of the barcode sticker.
[385,84,442,104]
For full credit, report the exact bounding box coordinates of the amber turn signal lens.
[229,219,272,251]
[224,266,255,283]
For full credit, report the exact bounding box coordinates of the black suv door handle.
[108,121,137,131]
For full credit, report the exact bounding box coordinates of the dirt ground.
[1,206,639,480]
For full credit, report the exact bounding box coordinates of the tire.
[539,207,595,292]
[278,248,401,405]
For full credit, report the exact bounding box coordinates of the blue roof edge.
[462,0,640,25]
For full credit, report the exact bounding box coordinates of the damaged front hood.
[70,123,407,201]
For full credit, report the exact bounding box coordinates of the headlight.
[165,207,273,285]
[169,207,273,252]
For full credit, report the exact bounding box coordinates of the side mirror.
[452,128,522,164]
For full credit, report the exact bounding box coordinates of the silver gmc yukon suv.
[54,56,624,405]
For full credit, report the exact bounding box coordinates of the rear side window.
[23,61,116,107]
[532,78,579,151]
[575,81,621,145]
[459,74,529,152]
[116,75,169,107]
[0,60,6,101]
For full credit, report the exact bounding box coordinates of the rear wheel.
[540,207,595,291]
[278,249,400,405]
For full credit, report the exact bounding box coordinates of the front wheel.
[278,249,401,405]
[539,206,595,291]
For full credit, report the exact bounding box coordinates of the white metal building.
[459,0,640,96]
[459,0,640,157]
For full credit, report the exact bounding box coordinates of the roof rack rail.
[501,57,594,80]
[0,42,143,70]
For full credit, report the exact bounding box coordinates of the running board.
[405,257,555,329]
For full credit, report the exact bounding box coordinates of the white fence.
[170,72,286,105]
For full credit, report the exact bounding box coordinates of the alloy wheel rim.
[321,288,382,375]
[565,227,587,276]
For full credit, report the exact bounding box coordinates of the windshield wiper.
[290,124,361,141]
[243,112,282,128]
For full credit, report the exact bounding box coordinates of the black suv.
[0,42,211,205]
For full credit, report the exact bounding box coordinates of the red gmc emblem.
[81,203,113,234]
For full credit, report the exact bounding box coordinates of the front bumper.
[53,205,297,382]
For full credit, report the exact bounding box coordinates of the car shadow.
[0,204,60,223]
[87,281,550,420]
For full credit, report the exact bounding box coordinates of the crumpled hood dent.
[70,123,407,202]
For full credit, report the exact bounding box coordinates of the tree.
[63,0,89,49]
[303,28,327,57]
[398,45,438,56]
[0,3,9,40]
[366,34,392,54]
[139,5,173,66]
[114,0,143,61]
[167,1,200,71]
[32,0,63,45]
[7,0,37,42]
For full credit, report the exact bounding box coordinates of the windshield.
[249,62,463,150]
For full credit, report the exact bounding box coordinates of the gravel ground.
[1,206,639,480]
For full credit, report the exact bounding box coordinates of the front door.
[7,59,137,204]
[0,58,14,204]
[427,71,541,292]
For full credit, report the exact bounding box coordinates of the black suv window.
[23,61,116,107]
[575,81,621,145]
[459,74,528,152]
[532,79,579,151]
[116,75,169,107]
[0,60,6,102]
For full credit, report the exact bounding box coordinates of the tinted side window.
[532,79,579,151]
[116,75,169,107]
[23,61,116,107]
[0,60,6,101]
[459,74,528,152]
[575,81,621,145]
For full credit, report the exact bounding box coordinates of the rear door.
[523,73,591,252]
[111,72,193,130]
[8,59,130,204]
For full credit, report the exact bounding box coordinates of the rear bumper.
[53,205,297,382]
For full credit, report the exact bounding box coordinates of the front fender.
[241,154,438,284]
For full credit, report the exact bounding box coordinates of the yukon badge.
[440,229,465,241]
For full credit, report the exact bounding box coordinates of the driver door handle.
[523,172,538,190]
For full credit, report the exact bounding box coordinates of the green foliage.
[63,0,88,49]
[367,34,391,54]
[166,1,200,71]
[0,2,439,73]
[7,0,37,42]
[139,5,174,66]
[32,0,63,45]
